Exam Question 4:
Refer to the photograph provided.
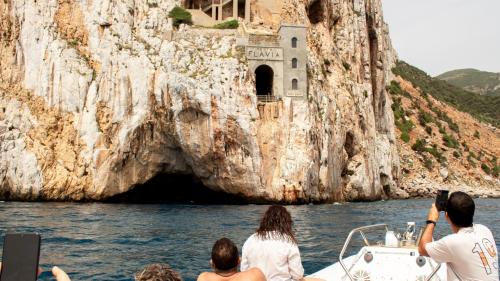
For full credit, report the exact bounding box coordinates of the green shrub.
[492,155,498,165]
[168,6,193,27]
[453,151,461,158]
[401,131,410,143]
[397,119,414,134]
[424,157,434,170]
[392,98,405,120]
[473,130,480,139]
[213,19,239,29]
[481,163,491,174]
[387,81,411,97]
[438,124,446,134]
[426,145,445,163]
[412,139,426,152]
[442,134,459,148]
[425,126,432,135]
[418,111,434,126]
[468,153,477,168]
[493,166,500,177]
[387,81,404,96]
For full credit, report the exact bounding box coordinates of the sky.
[381,0,500,76]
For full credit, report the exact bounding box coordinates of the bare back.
[197,268,266,281]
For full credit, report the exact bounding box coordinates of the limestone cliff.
[0,0,401,202]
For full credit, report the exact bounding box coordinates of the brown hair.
[211,238,239,272]
[256,205,297,244]
[135,264,183,281]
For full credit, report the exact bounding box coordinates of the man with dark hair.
[419,191,499,280]
[135,264,183,281]
[197,238,265,281]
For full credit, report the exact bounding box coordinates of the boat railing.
[338,224,441,281]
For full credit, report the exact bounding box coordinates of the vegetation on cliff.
[392,61,500,127]
[168,6,193,28]
[388,71,500,198]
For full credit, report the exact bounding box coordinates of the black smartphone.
[0,233,41,281]
[435,190,449,212]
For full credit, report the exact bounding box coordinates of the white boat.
[308,223,447,281]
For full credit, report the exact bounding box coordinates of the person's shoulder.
[474,223,492,233]
[197,271,215,281]
[240,267,266,281]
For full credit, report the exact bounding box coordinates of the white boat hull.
[308,246,447,281]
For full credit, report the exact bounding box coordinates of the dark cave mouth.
[107,173,248,204]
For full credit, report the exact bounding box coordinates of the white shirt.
[241,232,304,281]
[426,224,499,281]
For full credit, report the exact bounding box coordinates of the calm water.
[0,199,499,281]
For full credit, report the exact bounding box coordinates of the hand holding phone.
[0,233,41,281]
[435,190,449,212]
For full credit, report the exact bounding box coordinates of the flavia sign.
[246,47,284,61]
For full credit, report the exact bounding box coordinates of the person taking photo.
[419,191,499,281]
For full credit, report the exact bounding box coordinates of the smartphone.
[435,190,449,212]
[0,233,41,281]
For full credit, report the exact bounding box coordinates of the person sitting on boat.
[135,263,183,281]
[241,205,305,281]
[419,191,499,281]
[197,237,266,281]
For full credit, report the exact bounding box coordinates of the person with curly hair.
[135,264,183,281]
[241,205,304,281]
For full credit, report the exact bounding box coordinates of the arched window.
[292,37,298,48]
[292,58,298,69]
[292,79,298,90]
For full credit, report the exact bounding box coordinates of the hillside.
[389,64,500,198]
[437,69,500,97]
[393,61,500,127]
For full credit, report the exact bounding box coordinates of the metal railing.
[338,224,441,281]
[257,95,278,103]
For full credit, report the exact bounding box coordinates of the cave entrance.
[307,0,325,24]
[107,173,246,204]
[255,64,274,98]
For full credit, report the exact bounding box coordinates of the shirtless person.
[197,238,266,281]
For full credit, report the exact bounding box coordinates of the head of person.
[135,264,182,281]
[256,205,296,243]
[445,191,475,229]
[210,238,239,273]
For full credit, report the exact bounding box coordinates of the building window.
[292,58,298,69]
[292,37,298,48]
[292,79,298,90]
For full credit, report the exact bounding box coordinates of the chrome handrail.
[425,260,441,281]
[338,223,442,281]
[339,224,388,281]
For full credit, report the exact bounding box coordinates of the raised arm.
[418,204,439,256]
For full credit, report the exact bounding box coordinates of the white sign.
[246,47,283,61]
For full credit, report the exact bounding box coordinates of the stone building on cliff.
[183,0,307,101]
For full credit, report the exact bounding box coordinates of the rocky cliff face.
[0,0,400,202]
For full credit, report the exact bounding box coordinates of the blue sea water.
[0,199,499,281]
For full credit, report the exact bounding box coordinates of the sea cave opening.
[107,173,246,204]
